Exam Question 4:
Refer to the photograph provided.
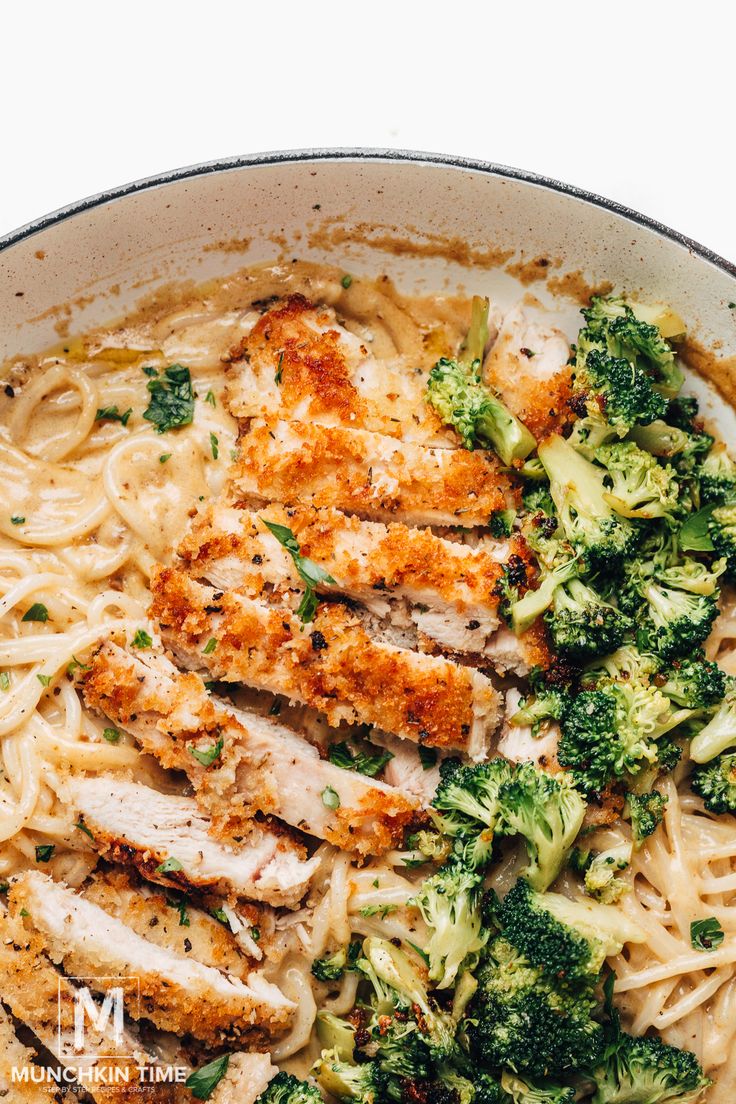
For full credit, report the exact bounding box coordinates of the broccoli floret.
[583,644,660,689]
[499,879,644,983]
[257,1072,323,1104]
[567,411,624,459]
[497,763,586,891]
[579,296,684,399]
[366,1015,433,1086]
[433,1065,506,1104]
[468,936,604,1078]
[595,440,682,522]
[691,752,736,814]
[312,1053,387,1104]
[709,502,736,577]
[629,420,691,458]
[312,946,348,982]
[432,758,513,847]
[636,581,719,660]
[316,1011,356,1061]
[573,345,667,429]
[508,555,578,635]
[690,678,736,763]
[558,683,677,795]
[667,395,700,430]
[627,790,668,847]
[547,576,633,660]
[658,656,726,710]
[538,434,637,572]
[591,1030,710,1104]
[409,863,488,988]
[489,508,516,537]
[361,938,457,1060]
[500,1073,575,1103]
[700,442,736,506]
[522,483,555,516]
[426,296,536,465]
[583,843,632,904]
[510,687,567,736]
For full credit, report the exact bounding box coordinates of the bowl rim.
[1,146,734,280]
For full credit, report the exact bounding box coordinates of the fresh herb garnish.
[260,518,335,623]
[102,727,121,744]
[359,903,398,919]
[209,432,219,460]
[143,364,195,433]
[418,746,438,770]
[156,856,184,875]
[67,655,90,675]
[142,365,158,377]
[0,672,9,691]
[691,917,724,952]
[131,629,152,649]
[35,844,54,863]
[327,740,394,778]
[96,405,132,426]
[679,505,716,552]
[185,1054,230,1100]
[10,516,24,525]
[159,453,172,463]
[36,674,52,687]
[251,926,260,941]
[407,939,431,966]
[211,907,228,924]
[274,352,284,385]
[341,274,353,289]
[321,785,341,810]
[75,819,94,840]
[22,603,48,623]
[202,637,217,655]
[167,895,190,927]
[188,736,224,767]
[205,390,216,407]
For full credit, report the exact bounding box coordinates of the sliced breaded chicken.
[83,643,419,853]
[10,872,294,1045]
[496,687,560,769]
[66,776,319,909]
[83,870,269,971]
[224,294,447,443]
[0,1004,55,1102]
[0,911,172,1103]
[484,301,572,438]
[232,418,510,528]
[481,619,553,677]
[179,503,505,658]
[210,1052,277,1104]
[149,567,499,758]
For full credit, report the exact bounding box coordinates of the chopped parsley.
[202,637,217,655]
[185,1054,230,1100]
[209,432,219,460]
[75,819,94,840]
[66,655,90,675]
[167,895,190,927]
[22,603,48,623]
[274,352,284,385]
[418,746,438,770]
[188,736,224,767]
[0,672,9,691]
[10,516,24,525]
[205,390,216,407]
[321,785,341,810]
[260,518,335,623]
[159,453,172,464]
[143,364,195,433]
[36,674,52,687]
[251,926,260,941]
[35,844,55,863]
[359,903,398,919]
[142,365,158,377]
[211,907,229,924]
[341,274,353,289]
[131,629,152,649]
[95,405,132,426]
[102,727,121,744]
[691,917,724,952]
[156,856,184,875]
[327,740,394,778]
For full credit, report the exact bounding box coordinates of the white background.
[2,1,734,261]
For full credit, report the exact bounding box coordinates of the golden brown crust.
[232,419,509,527]
[149,566,498,751]
[83,644,419,855]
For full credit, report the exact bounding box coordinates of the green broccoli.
[257,1072,323,1104]
[627,790,668,847]
[709,502,736,577]
[547,576,633,660]
[499,879,645,983]
[666,394,700,430]
[700,442,736,506]
[689,678,736,763]
[582,843,632,905]
[468,936,604,1079]
[629,419,691,458]
[500,1072,575,1103]
[538,434,637,572]
[595,440,682,522]
[567,410,624,460]
[497,763,587,891]
[316,1011,356,1061]
[522,483,556,516]
[366,1015,433,1086]
[583,296,685,398]
[658,656,726,710]
[312,1052,387,1104]
[432,758,513,854]
[409,863,488,988]
[426,296,536,464]
[591,1030,710,1104]
[691,752,736,814]
[434,1064,506,1104]
[312,946,348,982]
[636,580,719,660]
[489,508,516,538]
[558,682,678,795]
[510,686,567,735]
[583,644,660,689]
[508,555,578,635]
